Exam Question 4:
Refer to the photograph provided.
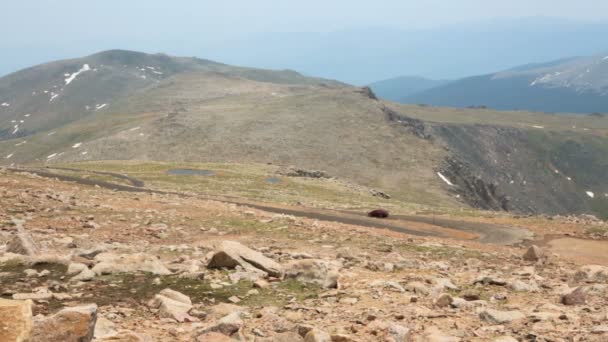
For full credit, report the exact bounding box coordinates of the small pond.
[265,177,282,184]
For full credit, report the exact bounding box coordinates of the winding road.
[9,167,532,246]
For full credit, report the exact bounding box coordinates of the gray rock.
[92,253,171,275]
[479,309,525,324]
[523,245,543,262]
[6,231,39,256]
[285,259,340,288]
[207,241,283,278]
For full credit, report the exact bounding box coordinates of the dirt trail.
[9,167,531,246]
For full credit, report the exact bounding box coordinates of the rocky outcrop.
[383,106,431,140]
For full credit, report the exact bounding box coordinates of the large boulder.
[31,304,98,342]
[147,289,196,322]
[0,299,33,342]
[284,259,340,288]
[91,253,171,275]
[207,241,283,278]
[6,231,39,256]
[561,287,586,306]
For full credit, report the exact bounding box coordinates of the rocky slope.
[1,168,608,341]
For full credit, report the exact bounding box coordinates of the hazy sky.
[5,0,608,41]
[3,0,608,80]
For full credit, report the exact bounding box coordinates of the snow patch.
[65,64,91,85]
[129,126,141,132]
[95,103,108,111]
[81,151,88,155]
[24,114,31,117]
[1,102,9,107]
[12,125,19,134]
[15,141,27,146]
[50,93,59,102]
[586,191,595,198]
[437,172,455,186]
[531,125,545,129]
[72,142,82,148]
[47,153,57,159]
[6,153,13,159]
[47,131,56,136]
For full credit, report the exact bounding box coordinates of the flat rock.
[479,309,525,324]
[148,289,195,322]
[0,299,33,342]
[207,240,283,277]
[31,304,98,342]
[92,253,171,275]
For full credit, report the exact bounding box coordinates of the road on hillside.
[9,167,532,246]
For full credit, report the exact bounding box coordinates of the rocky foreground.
[1,169,607,341]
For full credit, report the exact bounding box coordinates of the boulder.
[31,304,98,342]
[561,287,586,306]
[522,245,543,262]
[71,267,96,282]
[207,241,283,277]
[304,329,331,342]
[148,289,196,322]
[285,259,340,288]
[0,299,33,342]
[574,265,608,283]
[434,293,454,308]
[479,309,525,324]
[92,253,171,275]
[197,312,243,337]
[6,231,39,256]
[367,321,411,342]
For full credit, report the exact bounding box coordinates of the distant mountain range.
[4,18,608,85]
[372,54,608,114]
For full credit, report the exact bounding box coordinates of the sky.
[4,0,608,40]
[2,0,608,80]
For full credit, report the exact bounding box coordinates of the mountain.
[404,55,608,114]
[369,76,450,102]
[1,50,607,218]
[4,18,608,85]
